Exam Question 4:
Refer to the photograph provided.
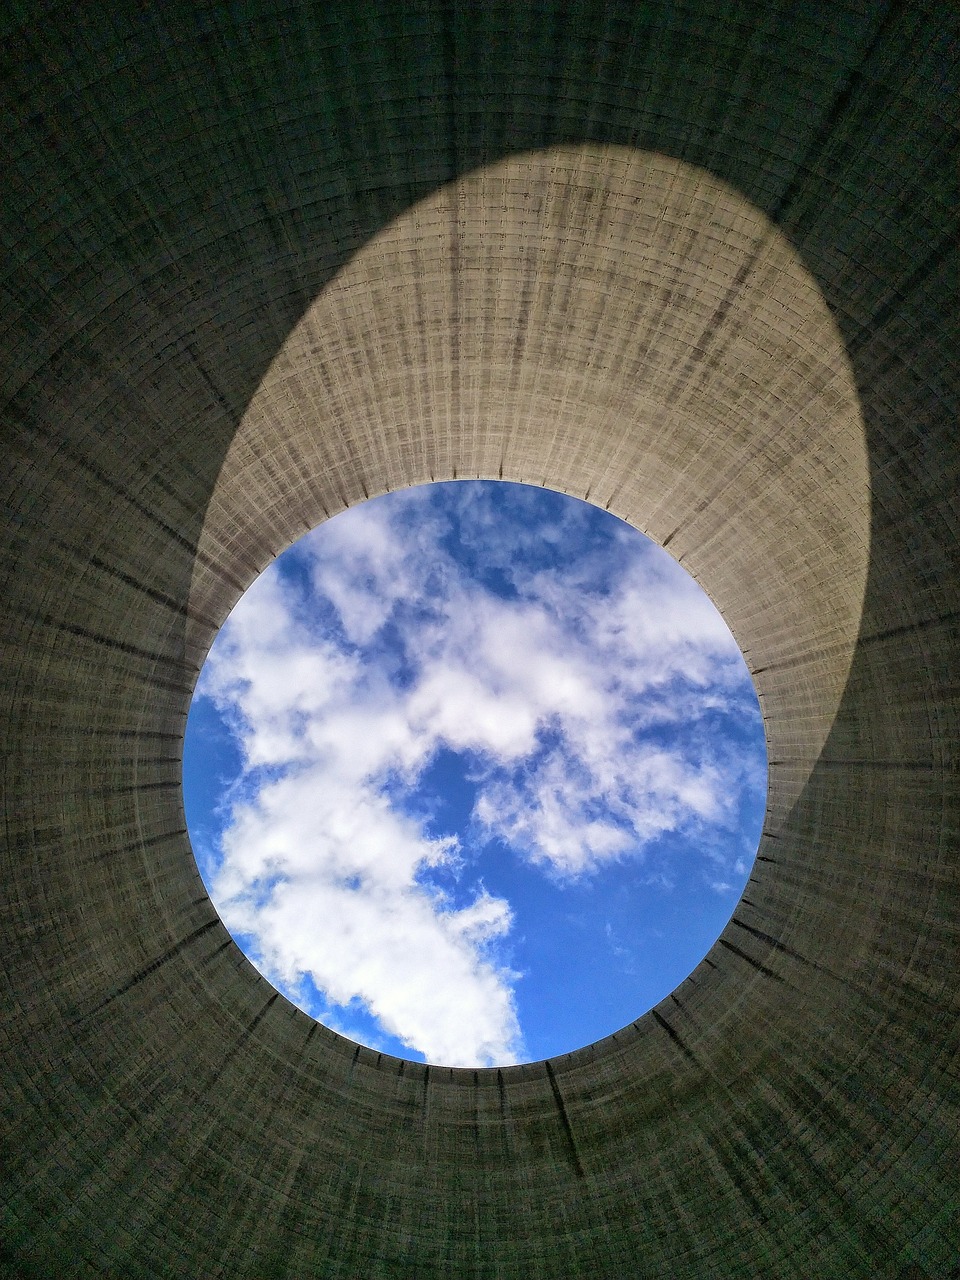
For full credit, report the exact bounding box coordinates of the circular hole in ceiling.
[183,480,767,1067]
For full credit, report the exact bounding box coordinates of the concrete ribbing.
[1,4,957,1278]
[193,146,869,827]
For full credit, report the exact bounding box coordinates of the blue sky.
[183,481,766,1067]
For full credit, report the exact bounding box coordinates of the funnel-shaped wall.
[1,5,957,1277]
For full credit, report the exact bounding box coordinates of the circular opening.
[183,481,767,1066]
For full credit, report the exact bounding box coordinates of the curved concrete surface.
[193,145,868,823]
[2,4,957,1277]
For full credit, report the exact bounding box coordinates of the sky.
[182,481,766,1068]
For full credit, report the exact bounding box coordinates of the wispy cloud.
[195,482,764,1065]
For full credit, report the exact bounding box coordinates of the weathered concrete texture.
[194,145,870,829]
[1,4,957,1277]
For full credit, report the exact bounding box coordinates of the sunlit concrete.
[193,146,868,825]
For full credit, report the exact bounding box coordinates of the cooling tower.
[2,4,957,1276]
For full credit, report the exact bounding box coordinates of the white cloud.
[200,573,523,1067]
[218,772,519,1066]
[197,482,765,1064]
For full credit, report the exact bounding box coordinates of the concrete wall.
[1,3,957,1276]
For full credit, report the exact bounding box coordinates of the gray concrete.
[1,4,957,1277]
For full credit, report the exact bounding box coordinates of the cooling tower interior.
[2,4,957,1277]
